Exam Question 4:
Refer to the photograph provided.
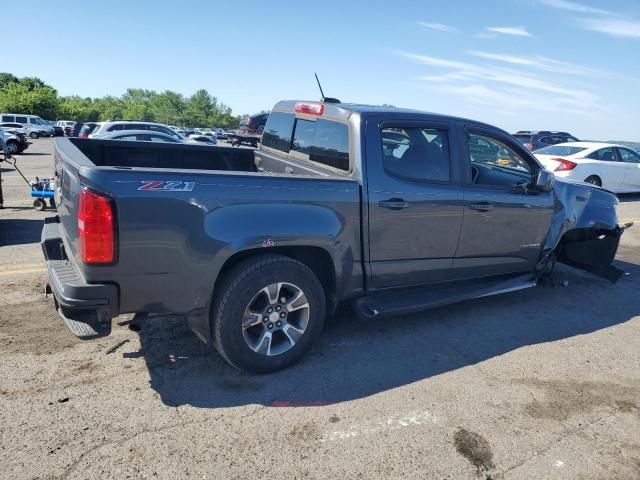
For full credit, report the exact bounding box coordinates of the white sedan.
[535,142,640,193]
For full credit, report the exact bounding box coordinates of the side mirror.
[535,169,554,192]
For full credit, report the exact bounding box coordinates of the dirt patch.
[0,299,79,355]
[454,428,495,472]
[515,379,640,421]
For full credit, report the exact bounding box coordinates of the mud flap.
[555,227,624,283]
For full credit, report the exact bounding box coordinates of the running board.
[354,274,537,320]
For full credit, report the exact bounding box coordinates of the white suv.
[0,113,54,138]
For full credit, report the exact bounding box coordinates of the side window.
[291,118,350,171]
[261,112,295,152]
[107,124,124,132]
[15,116,27,124]
[381,127,449,182]
[113,134,138,141]
[589,148,616,161]
[618,148,640,164]
[148,134,177,143]
[1,116,13,122]
[468,133,532,187]
[565,136,578,143]
[539,137,552,145]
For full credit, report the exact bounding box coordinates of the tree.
[0,82,59,119]
[0,72,19,88]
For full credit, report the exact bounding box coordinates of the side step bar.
[354,274,537,320]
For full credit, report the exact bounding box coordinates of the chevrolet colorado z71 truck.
[43,100,624,373]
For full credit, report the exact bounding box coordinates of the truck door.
[365,118,464,289]
[452,126,554,280]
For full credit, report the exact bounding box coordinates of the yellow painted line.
[0,267,46,276]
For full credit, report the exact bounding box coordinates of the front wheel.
[33,198,46,211]
[212,254,326,374]
[6,141,19,155]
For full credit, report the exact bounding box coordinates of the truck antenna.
[315,73,326,101]
[314,73,341,104]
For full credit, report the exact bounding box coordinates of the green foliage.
[0,73,241,128]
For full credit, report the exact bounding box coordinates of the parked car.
[56,120,76,136]
[239,112,269,134]
[513,130,579,151]
[187,134,218,145]
[43,100,624,374]
[90,121,184,141]
[535,142,640,192]
[98,130,213,146]
[0,128,29,154]
[76,122,101,138]
[0,113,54,138]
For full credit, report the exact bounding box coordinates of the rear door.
[453,126,554,280]
[616,148,640,192]
[365,116,464,289]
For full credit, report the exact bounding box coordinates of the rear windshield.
[534,145,588,156]
[514,135,532,143]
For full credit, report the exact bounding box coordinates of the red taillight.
[81,133,87,138]
[552,157,577,172]
[295,102,324,116]
[77,187,115,264]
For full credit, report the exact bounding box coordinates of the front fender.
[540,179,625,282]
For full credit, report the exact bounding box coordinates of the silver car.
[90,121,185,141]
[96,130,214,146]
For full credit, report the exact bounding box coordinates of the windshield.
[535,145,588,156]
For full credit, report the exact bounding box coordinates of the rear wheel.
[212,254,326,374]
[29,132,39,140]
[584,175,602,187]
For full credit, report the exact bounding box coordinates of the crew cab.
[42,100,625,373]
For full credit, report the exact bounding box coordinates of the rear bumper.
[41,217,118,338]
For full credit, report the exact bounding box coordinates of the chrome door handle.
[379,199,409,210]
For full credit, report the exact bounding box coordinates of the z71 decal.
[138,180,195,192]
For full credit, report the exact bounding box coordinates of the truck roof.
[272,100,501,132]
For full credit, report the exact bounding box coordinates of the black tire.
[6,141,19,155]
[33,198,46,211]
[584,175,602,187]
[30,132,39,140]
[212,254,326,374]
[256,124,265,134]
[49,198,56,208]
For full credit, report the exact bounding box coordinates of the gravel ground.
[1,138,640,479]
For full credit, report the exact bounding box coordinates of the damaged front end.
[538,179,628,283]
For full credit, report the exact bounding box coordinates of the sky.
[5,0,640,140]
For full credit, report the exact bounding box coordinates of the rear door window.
[382,127,449,182]
[261,112,295,152]
[2,116,14,122]
[589,148,617,161]
[291,118,350,171]
[15,116,27,124]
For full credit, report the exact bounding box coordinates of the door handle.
[379,198,409,210]
[469,202,494,212]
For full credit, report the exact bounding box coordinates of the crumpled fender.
[538,178,625,282]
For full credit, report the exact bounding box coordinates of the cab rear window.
[261,112,295,152]
[291,118,350,171]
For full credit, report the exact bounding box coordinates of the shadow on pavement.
[0,218,43,247]
[135,260,640,408]
[618,193,640,203]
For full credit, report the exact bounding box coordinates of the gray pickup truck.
[42,100,625,373]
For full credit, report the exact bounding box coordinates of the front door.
[452,127,554,280]
[366,118,464,289]
[616,147,640,192]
